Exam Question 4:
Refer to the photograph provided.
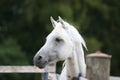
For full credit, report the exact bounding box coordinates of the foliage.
[0,38,31,80]
[0,0,120,79]
[0,38,29,65]
[77,0,120,75]
[85,37,102,53]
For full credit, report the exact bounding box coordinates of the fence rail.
[0,66,45,73]
[0,66,56,80]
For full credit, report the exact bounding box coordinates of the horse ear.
[58,16,66,28]
[50,16,57,28]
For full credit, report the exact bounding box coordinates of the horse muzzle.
[33,55,48,68]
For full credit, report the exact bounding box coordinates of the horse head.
[33,17,74,68]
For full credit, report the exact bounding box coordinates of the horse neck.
[66,49,81,79]
[65,42,86,80]
[61,24,86,79]
[66,26,86,77]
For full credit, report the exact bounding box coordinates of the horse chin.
[34,63,45,69]
[37,63,46,68]
[34,61,48,69]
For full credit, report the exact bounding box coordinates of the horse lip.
[38,65,46,68]
[35,63,46,69]
[34,60,48,69]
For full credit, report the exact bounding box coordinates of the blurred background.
[0,0,120,80]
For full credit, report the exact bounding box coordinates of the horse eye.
[55,38,62,42]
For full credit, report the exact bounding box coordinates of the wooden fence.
[0,66,119,80]
[0,65,56,80]
[0,66,44,73]
[0,51,120,80]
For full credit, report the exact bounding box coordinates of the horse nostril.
[38,56,42,60]
[45,61,48,63]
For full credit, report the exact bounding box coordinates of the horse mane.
[59,19,87,79]
[58,19,87,49]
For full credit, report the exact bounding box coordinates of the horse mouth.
[36,63,46,68]
[33,55,57,69]
[34,61,48,69]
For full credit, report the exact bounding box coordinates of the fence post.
[86,51,112,80]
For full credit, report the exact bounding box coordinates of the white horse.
[33,16,87,80]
